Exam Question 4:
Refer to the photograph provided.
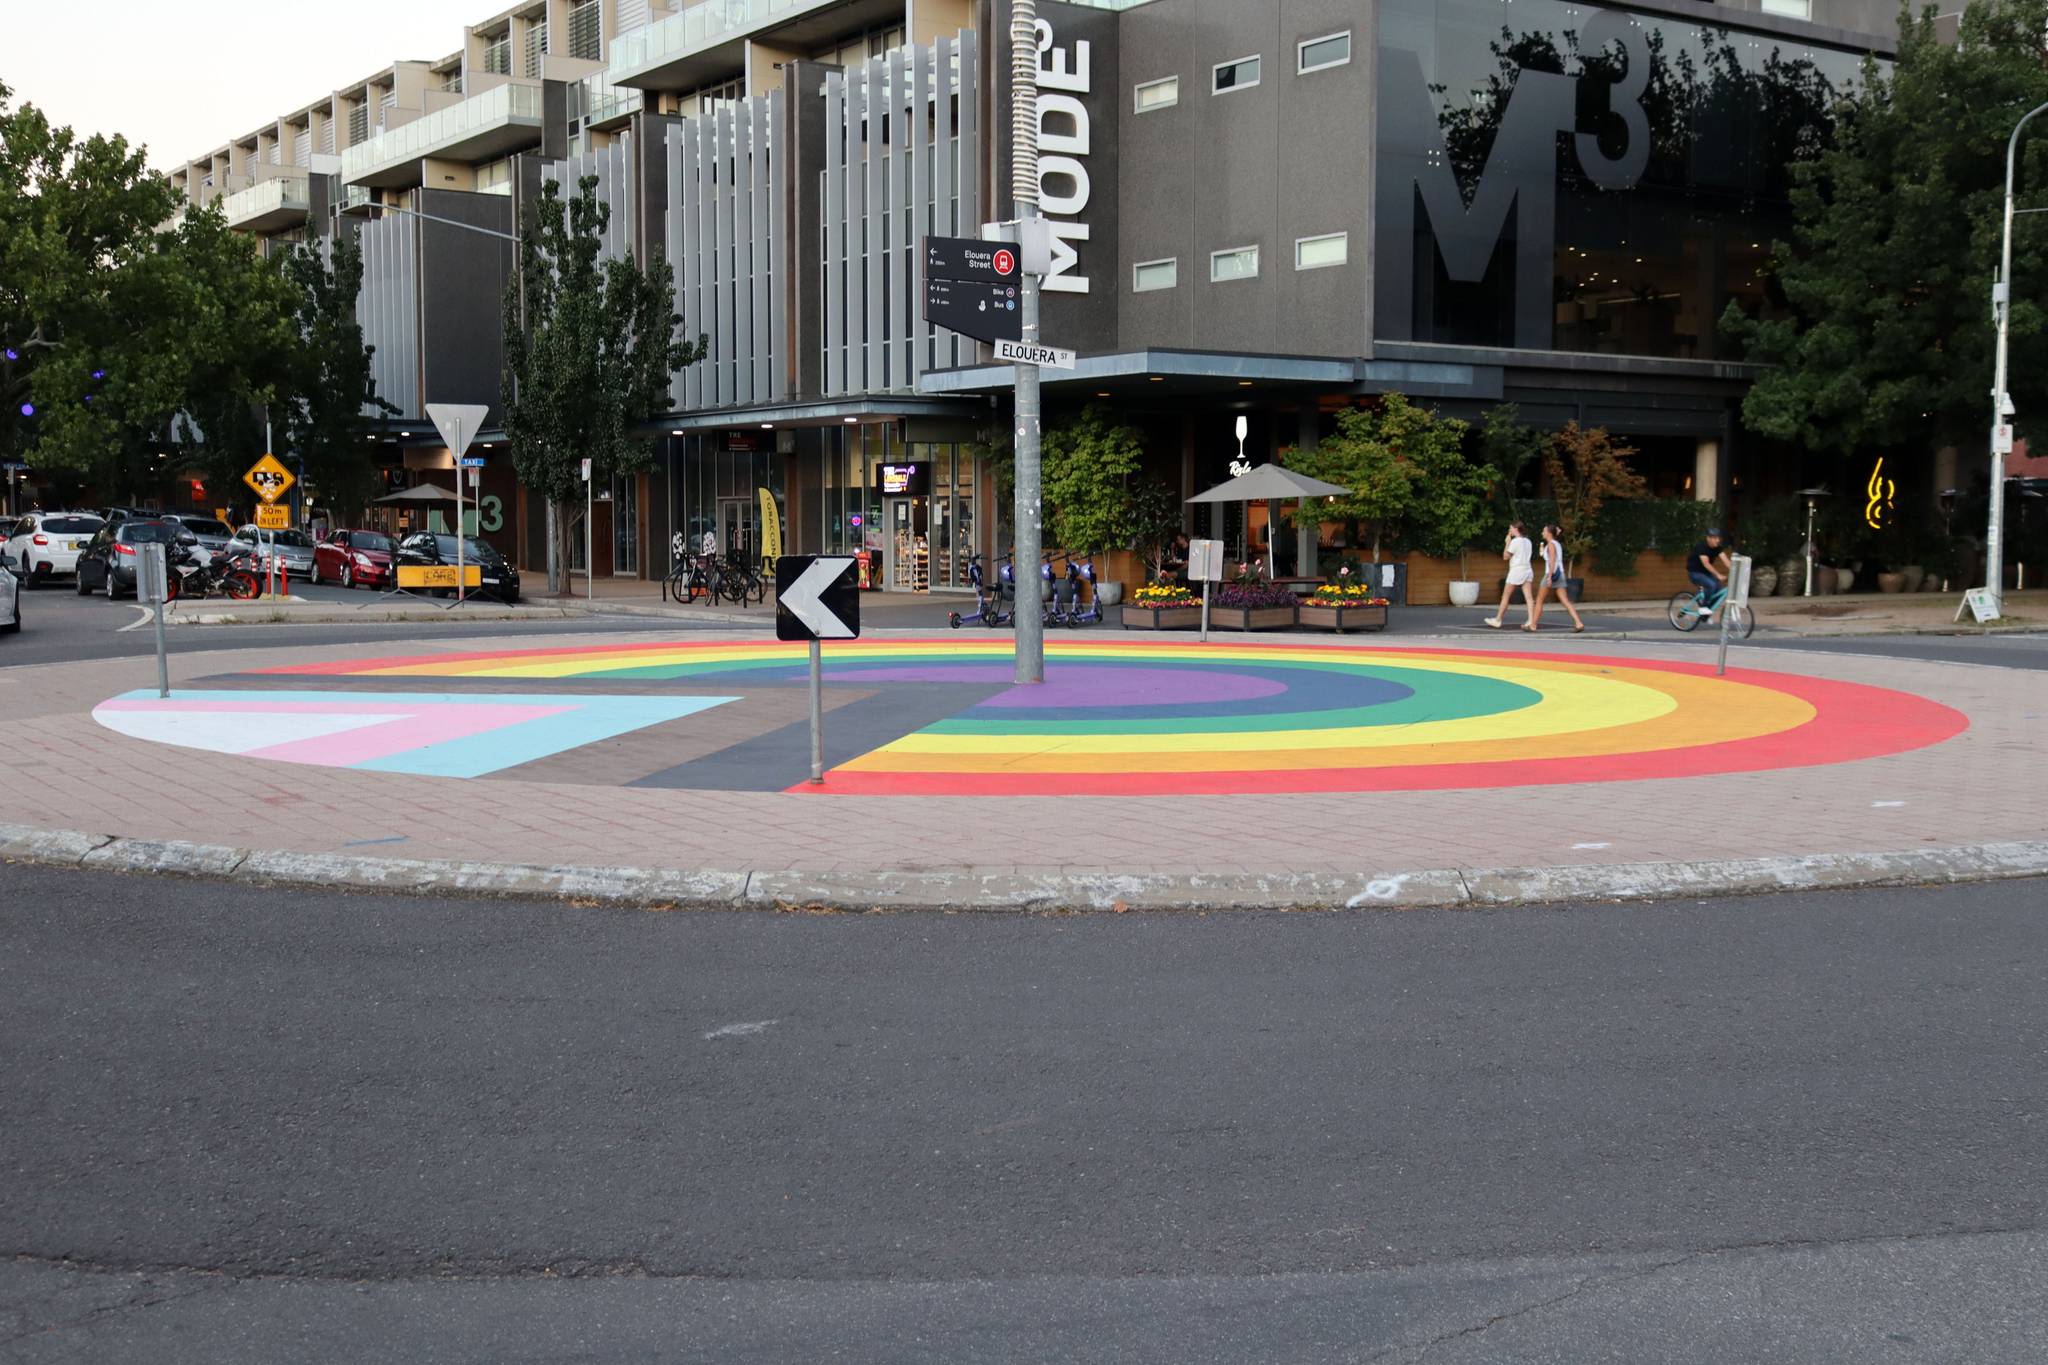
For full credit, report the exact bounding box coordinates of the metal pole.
[1011,0,1044,685]
[1802,500,1814,597]
[1989,101,2048,618]
[808,637,825,785]
[454,416,466,605]
[148,544,169,699]
[1200,578,1211,643]
[586,470,594,601]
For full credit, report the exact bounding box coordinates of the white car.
[4,512,105,587]
[0,560,19,636]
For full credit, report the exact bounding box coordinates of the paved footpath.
[0,624,2041,909]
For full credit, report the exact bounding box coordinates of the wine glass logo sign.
[1864,458,1896,530]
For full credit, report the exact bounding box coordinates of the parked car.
[0,559,19,636]
[311,529,397,589]
[97,506,152,526]
[392,532,520,602]
[76,519,191,599]
[159,514,238,566]
[4,511,105,587]
[226,525,318,579]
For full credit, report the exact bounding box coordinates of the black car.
[76,519,191,599]
[392,533,521,603]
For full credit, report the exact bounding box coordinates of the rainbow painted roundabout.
[91,638,1967,796]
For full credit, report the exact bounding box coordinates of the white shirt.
[1507,536,1533,582]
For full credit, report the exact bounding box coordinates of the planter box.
[1119,603,1202,630]
[1208,604,1300,631]
[1298,602,1388,632]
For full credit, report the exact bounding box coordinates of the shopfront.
[815,424,987,591]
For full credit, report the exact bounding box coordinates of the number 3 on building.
[478,494,503,534]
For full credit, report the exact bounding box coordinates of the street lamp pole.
[1987,100,2048,617]
[1010,0,1045,684]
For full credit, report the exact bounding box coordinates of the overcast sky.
[5,0,489,171]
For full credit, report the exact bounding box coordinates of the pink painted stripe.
[248,704,571,768]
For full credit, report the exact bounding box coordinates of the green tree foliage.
[502,174,704,592]
[1543,422,1649,569]
[1042,402,1143,553]
[1476,404,1546,539]
[1406,417,1496,580]
[1723,0,2048,456]
[1286,393,1470,559]
[282,230,394,520]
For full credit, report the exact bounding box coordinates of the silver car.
[227,525,318,578]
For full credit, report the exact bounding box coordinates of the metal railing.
[608,0,837,83]
[216,175,311,227]
[339,81,545,183]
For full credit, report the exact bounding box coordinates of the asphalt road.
[3,868,2044,1362]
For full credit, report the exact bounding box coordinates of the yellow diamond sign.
[244,453,295,505]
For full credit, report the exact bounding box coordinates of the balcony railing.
[608,0,839,87]
[339,81,545,184]
[216,174,312,229]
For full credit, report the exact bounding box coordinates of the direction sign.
[255,504,290,530]
[925,235,1020,283]
[924,275,1023,345]
[994,339,1076,370]
[426,402,490,459]
[776,555,859,642]
[243,453,295,505]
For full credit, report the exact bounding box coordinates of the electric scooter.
[1065,550,1103,626]
[947,553,1007,628]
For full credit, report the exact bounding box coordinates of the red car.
[311,529,397,589]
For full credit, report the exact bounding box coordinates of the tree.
[1722,0,2048,458]
[1476,404,1546,541]
[1128,478,1183,581]
[1407,420,1497,581]
[502,174,705,593]
[282,230,395,520]
[1287,393,1469,559]
[1543,422,1648,571]
[1042,403,1143,554]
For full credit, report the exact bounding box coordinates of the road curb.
[1,821,2042,911]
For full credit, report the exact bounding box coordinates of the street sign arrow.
[426,402,490,459]
[776,555,860,642]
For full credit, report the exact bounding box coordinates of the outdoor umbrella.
[1186,463,1350,579]
[374,484,459,504]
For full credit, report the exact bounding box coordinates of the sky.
[3,0,490,172]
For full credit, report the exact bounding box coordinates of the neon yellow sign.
[1865,457,1896,530]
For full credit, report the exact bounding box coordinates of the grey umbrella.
[374,484,459,503]
[1187,463,1351,578]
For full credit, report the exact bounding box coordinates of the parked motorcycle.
[167,542,262,601]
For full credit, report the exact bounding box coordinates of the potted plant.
[1543,422,1647,590]
[1119,580,1203,630]
[1298,580,1391,632]
[1208,566,1300,630]
[1408,407,1497,606]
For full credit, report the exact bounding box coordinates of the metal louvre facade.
[544,133,635,263]
[665,92,789,411]
[356,215,420,418]
[821,34,978,398]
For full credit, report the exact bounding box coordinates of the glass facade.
[1376,0,1867,358]
[673,436,785,561]
[816,426,982,590]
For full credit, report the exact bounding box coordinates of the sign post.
[581,457,594,601]
[137,542,170,698]
[1189,538,1225,643]
[426,403,489,606]
[243,454,297,598]
[1717,553,1752,677]
[775,555,860,786]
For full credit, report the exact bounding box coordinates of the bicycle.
[1668,581,1753,638]
[719,555,766,606]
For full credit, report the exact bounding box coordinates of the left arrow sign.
[776,556,859,641]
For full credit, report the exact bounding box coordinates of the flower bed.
[1208,582,1299,631]
[1298,584,1390,632]
[1120,603,1202,630]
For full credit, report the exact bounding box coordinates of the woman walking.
[1532,524,1585,632]
[1485,521,1536,628]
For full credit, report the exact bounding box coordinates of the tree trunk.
[545,499,563,596]
[551,498,583,599]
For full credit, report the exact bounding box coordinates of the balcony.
[340,81,545,188]
[216,175,312,233]
[608,0,906,91]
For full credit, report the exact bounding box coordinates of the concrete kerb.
[2,821,2042,913]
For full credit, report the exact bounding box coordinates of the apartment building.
[173,0,1897,594]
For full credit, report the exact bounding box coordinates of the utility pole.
[1010,0,1045,684]
[1988,100,2048,618]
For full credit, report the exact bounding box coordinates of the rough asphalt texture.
[2,866,2044,1361]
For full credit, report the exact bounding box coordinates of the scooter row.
[948,550,1105,629]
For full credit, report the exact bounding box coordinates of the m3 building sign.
[1376,9,1653,350]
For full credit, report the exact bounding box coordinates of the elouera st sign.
[993,339,1076,370]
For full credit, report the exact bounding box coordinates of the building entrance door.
[717,497,757,564]
[884,496,929,591]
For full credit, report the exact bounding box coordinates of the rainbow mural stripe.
[253,638,1968,796]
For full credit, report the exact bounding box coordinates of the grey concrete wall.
[419,189,515,422]
[1115,0,1372,357]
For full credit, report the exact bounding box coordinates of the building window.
[1295,232,1348,270]
[1298,31,1352,74]
[568,0,602,61]
[1210,245,1259,282]
[483,34,512,76]
[1213,55,1260,95]
[1759,0,1811,14]
[1134,76,1178,113]
[1133,258,1178,292]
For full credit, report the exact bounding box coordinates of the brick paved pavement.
[0,627,2038,890]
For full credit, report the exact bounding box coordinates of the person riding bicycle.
[1689,527,1732,621]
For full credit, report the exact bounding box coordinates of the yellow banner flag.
[758,486,782,572]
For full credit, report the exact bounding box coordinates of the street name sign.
[776,555,859,642]
[924,275,1022,345]
[925,235,1020,283]
[243,453,295,504]
[994,339,1076,369]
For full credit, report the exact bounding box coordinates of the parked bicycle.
[1668,580,1754,638]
